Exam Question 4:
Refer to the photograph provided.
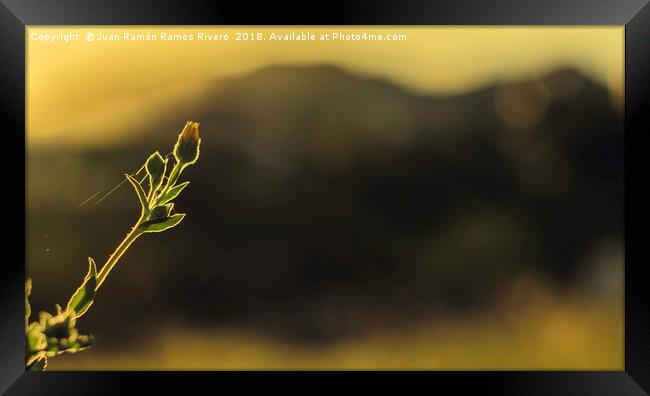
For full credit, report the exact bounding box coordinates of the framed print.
[0,0,648,394]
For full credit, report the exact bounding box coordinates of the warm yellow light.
[27,26,623,148]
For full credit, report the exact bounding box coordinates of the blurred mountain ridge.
[135,64,614,166]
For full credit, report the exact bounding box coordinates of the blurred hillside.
[27,65,623,351]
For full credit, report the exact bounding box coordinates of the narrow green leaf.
[126,173,150,216]
[26,351,47,371]
[158,181,190,205]
[146,151,167,199]
[66,258,97,318]
[140,213,186,233]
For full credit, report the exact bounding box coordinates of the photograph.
[25,26,624,370]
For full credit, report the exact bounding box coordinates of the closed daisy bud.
[173,121,201,166]
[146,151,167,195]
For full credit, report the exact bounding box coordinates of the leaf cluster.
[25,122,202,370]
[25,270,95,371]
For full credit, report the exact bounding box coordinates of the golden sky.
[27,26,623,148]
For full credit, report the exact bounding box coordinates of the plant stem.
[157,161,184,203]
[95,220,144,292]
[95,159,185,293]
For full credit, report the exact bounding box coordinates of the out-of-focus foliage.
[25,289,93,371]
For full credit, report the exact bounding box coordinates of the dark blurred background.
[27,65,623,369]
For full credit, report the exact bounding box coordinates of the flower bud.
[173,121,201,165]
[145,151,167,194]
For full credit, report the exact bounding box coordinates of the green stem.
[95,160,185,293]
[156,161,184,204]
[95,220,144,292]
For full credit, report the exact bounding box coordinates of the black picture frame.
[1,0,648,394]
